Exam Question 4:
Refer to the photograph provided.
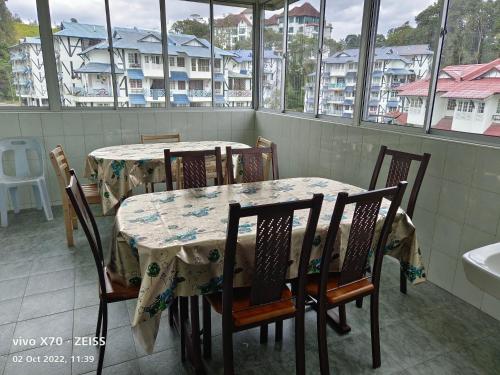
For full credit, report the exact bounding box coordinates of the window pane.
[213,3,253,108]
[285,0,320,113]
[363,0,439,126]
[109,0,163,108]
[49,0,114,108]
[318,0,364,118]
[430,0,500,137]
[261,1,284,110]
[2,0,48,107]
[167,0,212,107]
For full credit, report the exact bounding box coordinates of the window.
[214,59,221,71]
[318,0,363,117]
[191,59,197,71]
[363,0,439,127]
[447,99,456,111]
[261,1,284,110]
[109,0,162,108]
[431,0,499,136]
[145,56,150,64]
[285,0,320,113]
[170,81,176,90]
[177,57,185,67]
[169,57,176,67]
[198,59,209,72]
[214,4,253,108]
[178,81,185,90]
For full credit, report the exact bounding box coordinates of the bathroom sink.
[462,243,500,299]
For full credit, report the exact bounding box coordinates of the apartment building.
[396,58,500,135]
[265,2,332,40]
[214,9,253,50]
[9,37,47,107]
[10,21,256,108]
[308,44,433,118]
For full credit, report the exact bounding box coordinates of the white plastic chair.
[0,137,53,227]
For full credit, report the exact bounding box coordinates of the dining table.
[84,140,250,214]
[108,176,425,372]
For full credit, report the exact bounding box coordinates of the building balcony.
[324,83,346,90]
[189,90,211,98]
[228,90,252,97]
[10,52,28,62]
[72,88,113,97]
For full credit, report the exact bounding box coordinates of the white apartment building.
[214,9,253,50]
[397,58,500,136]
[9,37,48,107]
[308,45,433,118]
[265,2,332,40]
[10,21,255,108]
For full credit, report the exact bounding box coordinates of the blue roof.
[323,46,419,64]
[129,94,146,105]
[127,69,144,79]
[170,71,189,81]
[173,94,189,105]
[55,21,107,39]
[74,62,123,74]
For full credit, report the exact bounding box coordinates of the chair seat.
[206,287,295,327]
[0,175,43,185]
[306,273,375,306]
[82,183,101,204]
[102,268,140,302]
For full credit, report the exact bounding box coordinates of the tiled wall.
[255,110,500,321]
[0,109,254,208]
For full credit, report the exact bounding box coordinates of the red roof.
[434,117,453,130]
[215,13,251,27]
[398,58,500,100]
[265,14,280,26]
[484,123,500,136]
[265,2,320,25]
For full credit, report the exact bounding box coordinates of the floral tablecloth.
[84,141,249,214]
[109,177,425,353]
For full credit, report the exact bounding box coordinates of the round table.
[84,141,249,214]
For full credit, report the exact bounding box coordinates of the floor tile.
[18,288,74,321]
[74,265,98,287]
[0,299,22,325]
[74,284,99,309]
[73,302,130,337]
[0,278,28,302]
[0,262,32,282]
[25,270,75,297]
[0,323,16,356]
[11,311,73,353]
[0,355,7,374]
[30,254,76,276]
[138,347,190,375]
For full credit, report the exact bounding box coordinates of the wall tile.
[443,142,477,185]
[63,136,86,159]
[438,180,469,222]
[0,113,21,137]
[431,215,463,258]
[84,135,105,154]
[421,138,446,178]
[481,294,500,321]
[138,113,156,133]
[452,260,484,308]
[459,225,496,256]
[41,113,64,136]
[154,111,172,133]
[82,113,103,135]
[427,250,457,291]
[102,112,122,134]
[415,175,442,213]
[465,188,500,235]
[19,113,43,136]
[119,113,139,132]
[472,146,500,195]
[62,113,84,136]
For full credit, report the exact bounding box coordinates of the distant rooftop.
[54,21,107,40]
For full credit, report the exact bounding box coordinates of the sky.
[7,0,436,40]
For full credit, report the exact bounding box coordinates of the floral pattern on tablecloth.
[109,177,425,353]
[84,141,249,214]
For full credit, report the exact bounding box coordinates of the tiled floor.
[1,207,500,375]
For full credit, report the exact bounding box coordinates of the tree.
[0,0,17,101]
[170,18,209,40]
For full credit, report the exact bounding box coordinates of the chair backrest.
[225,144,279,184]
[369,145,430,218]
[0,137,45,178]
[49,145,71,203]
[255,136,273,180]
[222,194,323,318]
[65,169,106,293]
[141,133,180,144]
[318,182,407,296]
[164,147,223,191]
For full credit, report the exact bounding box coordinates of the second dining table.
[108,177,425,367]
[84,140,250,214]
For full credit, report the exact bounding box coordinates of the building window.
[177,57,185,67]
[447,99,456,111]
[191,59,197,71]
[129,79,142,89]
[198,59,209,72]
[170,81,176,90]
[152,55,161,64]
[145,56,150,63]
[128,53,140,67]
[169,57,176,66]
[178,81,186,90]
[457,101,463,112]
[467,101,474,113]
[478,102,485,114]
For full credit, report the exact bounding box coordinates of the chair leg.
[356,298,363,308]
[260,324,268,344]
[275,320,283,342]
[295,312,306,375]
[400,269,407,294]
[9,187,20,213]
[96,302,108,375]
[0,185,9,227]
[370,294,381,369]
[63,204,74,247]
[317,304,330,375]
[179,297,188,362]
[31,185,42,210]
[338,304,347,327]
[36,180,53,221]
[222,324,234,375]
[96,300,103,340]
[202,296,212,359]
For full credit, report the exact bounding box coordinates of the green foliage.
[170,19,209,40]
[13,22,40,40]
[0,0,16,101]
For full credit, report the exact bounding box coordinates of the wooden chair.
[49,145,101,247]
[368,145,430,295]
[140,133,181,144]
[306,182,407,375]
[65,169,139,375]
[255,136,273,180]
[164,147,223,191]
[203,194,324,375]
[225,143,279,184]
[141,133,181,192]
